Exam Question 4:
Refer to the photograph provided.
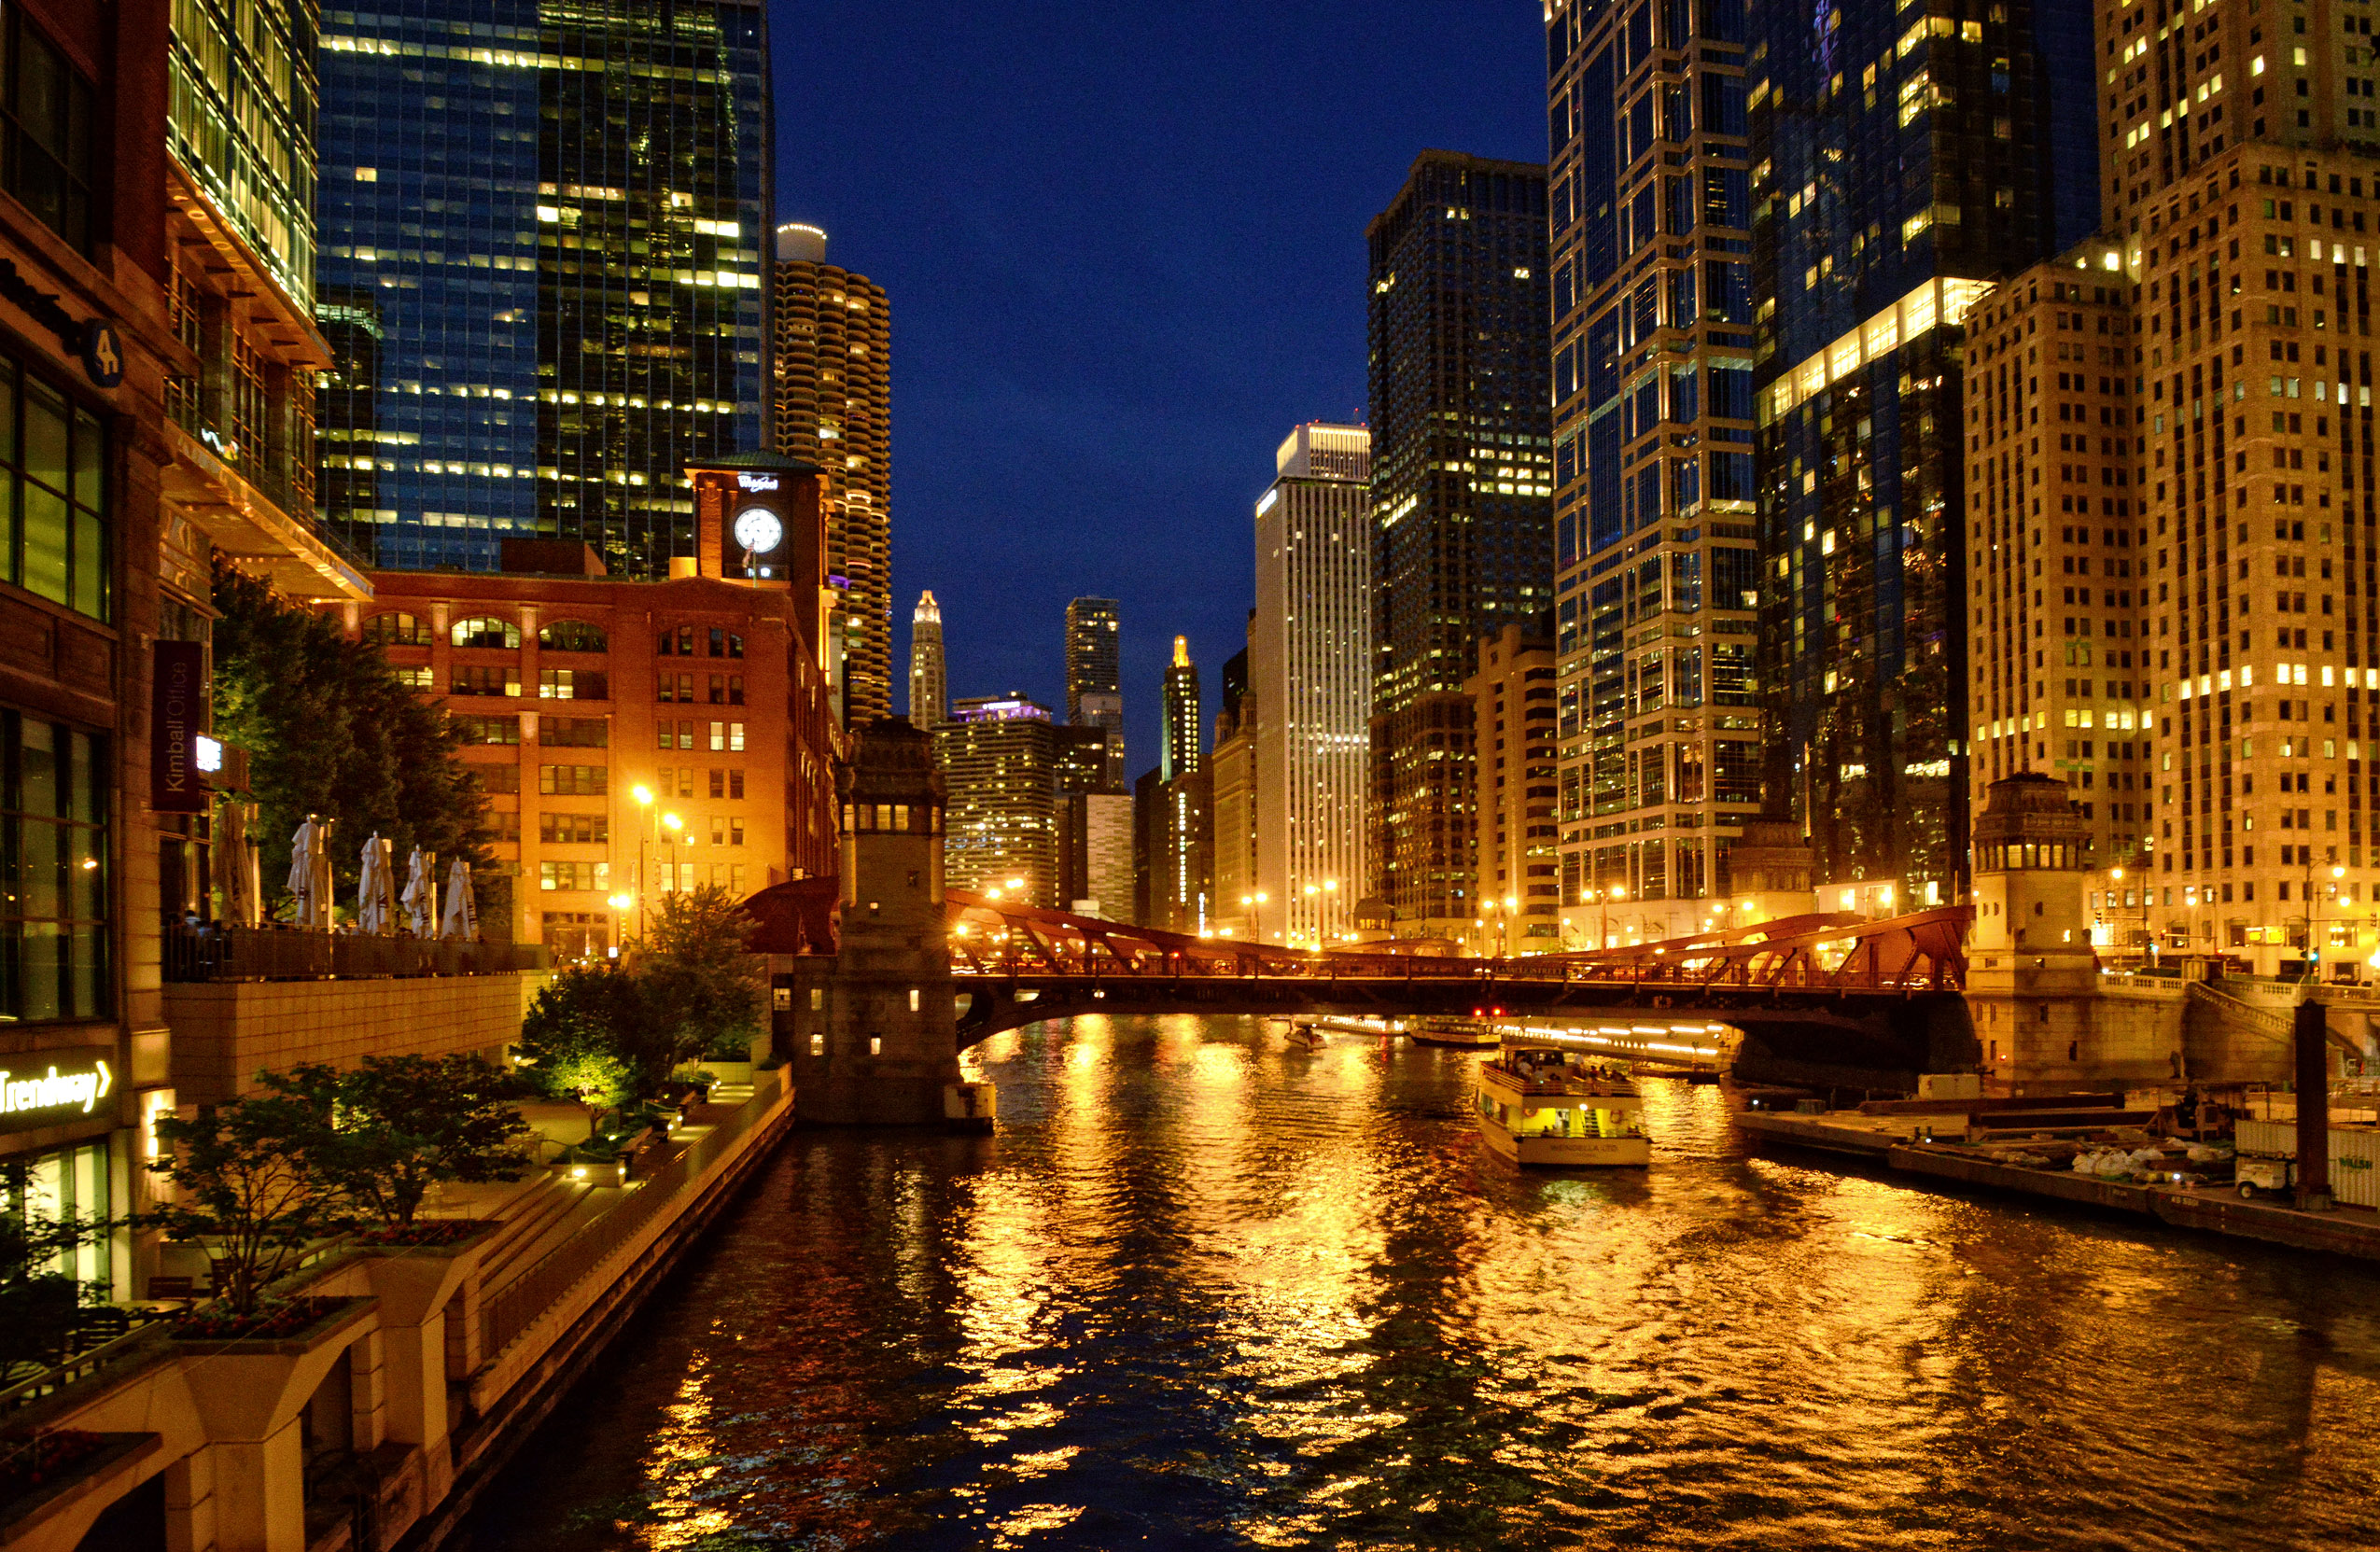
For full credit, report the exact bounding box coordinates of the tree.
[636,885,770,1075]
[147,1089,354,1314]
[517,963,648,1134]
[298,1056,532,1230]
[0,1205,107,1373]
[209,559,490,913]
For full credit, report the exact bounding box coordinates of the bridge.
[942,891,1974,1089]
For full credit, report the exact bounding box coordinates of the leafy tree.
[209,559,490,913]
[0,1205,107,1372]
[289,1056,533,1230]
[518,963,649,1134]
[636,885,770,1072]
[146,1089,355,1314]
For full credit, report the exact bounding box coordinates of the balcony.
[161,420,371,603]
[163,923,547,983]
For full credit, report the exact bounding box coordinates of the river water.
[466,1015,2380,1551]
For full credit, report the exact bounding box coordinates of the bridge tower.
[783,718,965,1124]
[1967,774,2182,1089]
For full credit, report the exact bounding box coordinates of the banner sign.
[152,639,207,813]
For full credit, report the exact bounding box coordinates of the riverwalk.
[0,1073,793,1552]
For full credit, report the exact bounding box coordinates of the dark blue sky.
[771,2,1545,771]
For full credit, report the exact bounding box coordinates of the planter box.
[351,1223,499,1326]
[177,1297,380,1444]
[0,1432,161,1545]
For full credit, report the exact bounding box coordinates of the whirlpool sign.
[0,1048,115,1135]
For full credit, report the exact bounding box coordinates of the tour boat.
[1408,1015,1501,1049]
[1475,1045,1651,1167]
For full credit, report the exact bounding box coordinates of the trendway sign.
[0,1047,115,1134]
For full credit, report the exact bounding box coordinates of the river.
[464,1015,2380,1550]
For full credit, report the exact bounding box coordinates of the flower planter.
[0,1433,161,1542]
[351,1221,497,1327]
[175,1296,379,1445]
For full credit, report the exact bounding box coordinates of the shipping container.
[2233,1119,2380,1209]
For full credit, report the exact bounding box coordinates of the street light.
[630,786,657,940]
[1579,882,1627,950]
[658,812,683,916]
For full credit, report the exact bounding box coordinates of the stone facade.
[164,971,539,1105]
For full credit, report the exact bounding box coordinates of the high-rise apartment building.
[2098,0,2380,970]
[1210,636,1258,941]
[1466,624,1561,950]
[936,695,1058,907]
[315,0,769,576]
[1962,243,2149,941]
[1748,0,2097,909]
[1253,424,1372,947]
[1161,635,1202,780]
[1065,596,1125,787]
[773,222,891,726]
[1544,0,1761,945]
[1366,152,1552,937]
[908,589,946,728]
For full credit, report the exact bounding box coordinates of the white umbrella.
[287,816,332,928]
[440,857,478,942]
[357,833,395,933]
[400,847,438,937]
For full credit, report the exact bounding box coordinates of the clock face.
[733,506,783,553]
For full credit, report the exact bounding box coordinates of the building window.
[538,620,608,652]
[708,628,742,659]
[539,860,610,892]
[538,667,607,701]
[541,717,608,748]
[1,1140,111,1299]
[475,764,521,794]
[393,664,433,691]
[362,612,431,646]
[540,911,611,962]
[539,812,609,845]
[708,768,745,800]
[708,674,744,706]
[537,763,607,796]
[658,672,694,704]
[657,624,695,656]
[1,366,107,621]
[0,709,107,1021]
[0,4,96,251]
[451,666,520,697]
[450,616,521,650]
[710,721,744,752]
[658,719,694,751]
[453,715,519,746]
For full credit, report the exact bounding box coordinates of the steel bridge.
[938,894,1980,1089]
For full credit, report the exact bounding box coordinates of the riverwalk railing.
[163,922,549,982]
[477,1071,784,1360]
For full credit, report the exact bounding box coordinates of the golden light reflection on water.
[469,1015,2380,1552]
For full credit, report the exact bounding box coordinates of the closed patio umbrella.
[213,798,259,927]
[440,856,478,942]
[399,847,438,937]
[357,833,395,933]
[287,816,332,928]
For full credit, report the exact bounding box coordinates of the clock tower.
[686,451,833,681]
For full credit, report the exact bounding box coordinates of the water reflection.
[469,1015,2380,1550]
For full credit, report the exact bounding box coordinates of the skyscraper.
[1161,636,1202,780]
[1065,596,1125,786]
[1366,152,1552,938]
[773,222,892,726]
[2092,0,2380,970]
[315,0,770,576]
[936,695,1058,907]
[908,589,946,728]
[1253,424,1373,947]
[1544,0,1761,946]
[1749,0,2097,907]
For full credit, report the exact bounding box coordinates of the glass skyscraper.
[315,0,769,576]
[1365,151,1551,936]
[1750,0,2096,905]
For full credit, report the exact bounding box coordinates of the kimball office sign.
[0,1047,115,1136]
[152,639,207,813]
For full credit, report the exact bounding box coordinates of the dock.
[1737,1107,2380,1262]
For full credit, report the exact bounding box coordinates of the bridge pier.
[777,719,964,1126]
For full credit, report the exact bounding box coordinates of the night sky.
[770,1,1545,772]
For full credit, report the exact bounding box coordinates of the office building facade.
[2098,0,2380,970]
[1065,595,1124,786]
[315,0,770,576]
[908,588,946,728]
[773,222,891,726]
[1466,624,1561,950]
[1544,0,1764,946]
[1253,424,1372,947]
[1366,151,1552,936]
[1748,0,2097,909]
[1161,634,1201,780]
[937,695,1058,907]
